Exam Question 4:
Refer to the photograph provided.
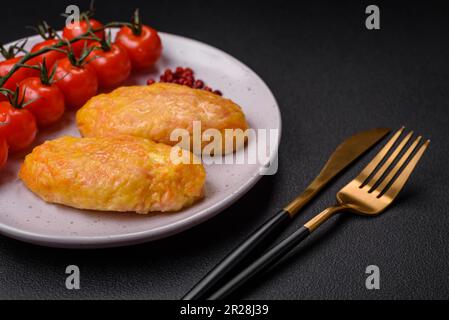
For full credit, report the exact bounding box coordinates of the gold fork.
[208,127,430,299]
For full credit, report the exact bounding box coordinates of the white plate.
[0,31,281,248]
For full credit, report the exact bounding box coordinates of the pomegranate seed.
[148,67,223,96]
[183,71,193,78]
[194,80,204,89]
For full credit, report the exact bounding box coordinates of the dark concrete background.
[0,0,448,299]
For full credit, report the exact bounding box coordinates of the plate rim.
[0,31,282,248]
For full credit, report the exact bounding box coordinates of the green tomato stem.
[0,21,131,88]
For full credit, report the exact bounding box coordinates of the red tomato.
[62,19,105,56]
[115,25,162,71]
[0,101,37,153]
[30,39,66,69]
[0,56,39,92]
[54,58,98,108]
[87,42,131,88]
[0,135,8,170]
[18,77,65,128]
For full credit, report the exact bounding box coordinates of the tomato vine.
[0,21,133,88]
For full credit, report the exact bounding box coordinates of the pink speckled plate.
[0,31,281,248]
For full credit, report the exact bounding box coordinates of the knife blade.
[284,127,391,215]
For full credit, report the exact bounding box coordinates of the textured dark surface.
[1,0,448,300]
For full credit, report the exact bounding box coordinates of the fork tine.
[364,131,414,190]
[381,140,430,200]
[372,136,422,197]
[356,127,405,185]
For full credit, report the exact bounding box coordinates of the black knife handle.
[182,209,291,300]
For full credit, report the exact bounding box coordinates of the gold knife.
[183,127,391,300]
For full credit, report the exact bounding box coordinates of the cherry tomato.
[18,77,65,128]
[0,136,8,170]
[0,101,37,153]
[115,25,162,71]
[0,56,39,92]
[30,39,66,69]
[62,19,105,56]
[54,58,98,108]
[87,42,131,88]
